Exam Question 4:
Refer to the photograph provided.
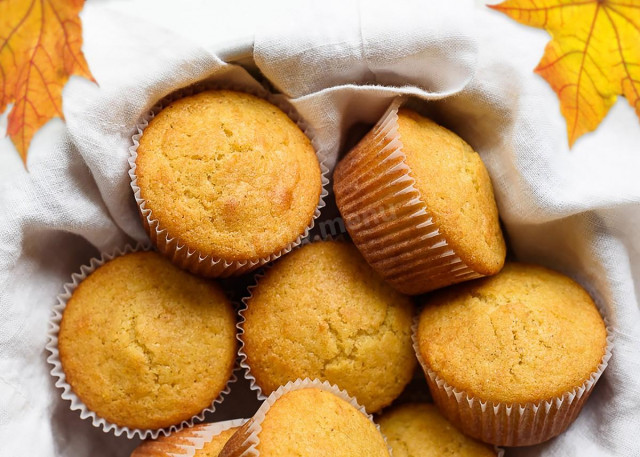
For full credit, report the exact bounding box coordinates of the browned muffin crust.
[136,90,322,262]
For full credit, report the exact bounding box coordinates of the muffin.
[220,380,390,457]
[378,403,497,457]
[333,103,506,295]
[415,263,610,446]
[132,89,323,277]
[56,251,237,431]
[240,240,416,412]
[131,420,245,457]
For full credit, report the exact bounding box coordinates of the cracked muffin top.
[135,89,322,262]
[378,403,496,457]
[240,240,416,413]
[221,387,390,457]
[416,262,608,404]
[58,251,237,430]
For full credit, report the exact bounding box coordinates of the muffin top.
[58,251,237,430]
[135,90,322,262]
[131,423,240,457]
[378,403,496,457]
[397,109,505,275]
[417,263,608,404]
[256,388,390,457]
[242,240,416,412]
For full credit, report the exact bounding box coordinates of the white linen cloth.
[0,0,639,455]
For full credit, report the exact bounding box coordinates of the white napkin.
[0,0,638,456]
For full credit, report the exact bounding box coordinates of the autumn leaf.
[490,0,640,146]
[0,0,94,165]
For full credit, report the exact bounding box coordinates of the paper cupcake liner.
[333,98,484,295]
[45,243,237,440]
[411,316,614,447]
[218,378,392,457]
[132,419,248,457]
[128,80,329,278]
[236,234,344,402]
[237,270,268,401]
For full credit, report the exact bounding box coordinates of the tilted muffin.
[416,263,609,446]
[334,104,506,295]
[220,381,390,457]
[378,403,497,457]
[133,89,323,277]
[57,251,237,431]
[131,421,245,457]
[240,240,416,412]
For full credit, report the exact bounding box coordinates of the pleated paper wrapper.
[411,317,613,446]
[131,419,248,457]
[45,244,236,439]
[333,98,485,295]
[129,80,329,278]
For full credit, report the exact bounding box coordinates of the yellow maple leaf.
[490,0,640,146]
[0,0,94,165]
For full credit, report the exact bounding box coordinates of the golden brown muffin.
[135,90,322,274]
[220,386,390,457]
[378,403,496,457]
[416,262,608,446]
[58,251,237,430]
[131,423,242,457]
[334,106,506,295]
[241,240,416,412]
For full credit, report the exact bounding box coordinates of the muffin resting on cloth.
[416,262,609,446]
[377,403,497,457]
[220,384,390,457]
[240,240,416,412]
[131,422,243,457]
[135,90,323,275]
[58,251,237,430]
[334,105,506,295]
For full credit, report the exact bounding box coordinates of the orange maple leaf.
[490,0,640,146]
[0,0,94,165]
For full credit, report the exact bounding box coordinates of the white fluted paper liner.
[237,234,344,402]
[237,269,268,401]
[132,419,248,457]
[411,316,614,447]
[45,243,237,440]
[128,80,329,278]
[333,98,487,295]
[219,378,393,457]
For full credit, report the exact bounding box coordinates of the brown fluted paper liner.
[131,419,247,457]
[411,318,613,446]
[45,244,236,439]
[129,81,329,278]
[333,99,484,295]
